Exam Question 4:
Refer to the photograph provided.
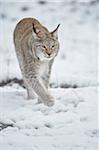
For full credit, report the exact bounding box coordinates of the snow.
[0,85,98,150]
[0,0,98,150]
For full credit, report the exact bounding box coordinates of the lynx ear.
[51,24,60,39]
[32,23,43,38]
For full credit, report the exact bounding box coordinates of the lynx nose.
[47,51,51,57]
[48,53,51,56]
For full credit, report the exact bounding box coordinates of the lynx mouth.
[45,57,53,61]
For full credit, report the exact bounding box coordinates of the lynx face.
[32,24,60,61]
[34,37,59,61]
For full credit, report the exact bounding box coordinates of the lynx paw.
[46,99,55,107]
[38,96,55,107]
[41,95,55,107]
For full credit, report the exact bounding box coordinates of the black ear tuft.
[53,24,60,33]
[51,24,60,39]
[32,23,37,34]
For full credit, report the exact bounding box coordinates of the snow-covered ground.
[0,0,98,150]
[0,84,98,150]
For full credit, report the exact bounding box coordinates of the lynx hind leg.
[27,88,37,100]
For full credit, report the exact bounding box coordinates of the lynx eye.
[42,45,46,49]
[52,45,55,48]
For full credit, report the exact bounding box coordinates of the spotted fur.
[13,18,60,106]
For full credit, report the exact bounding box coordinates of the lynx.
[13,18,60,107]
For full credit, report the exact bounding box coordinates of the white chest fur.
[38,61,49,77]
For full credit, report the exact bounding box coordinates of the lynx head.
[31,23,60,61]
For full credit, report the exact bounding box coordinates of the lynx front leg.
[38,74,50,103]
[42,74,50,89]
[42,59,54,89]
[24,80,37,100]
[38,59,54,103]
[31,77,55,107]
[27,88,37,100]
